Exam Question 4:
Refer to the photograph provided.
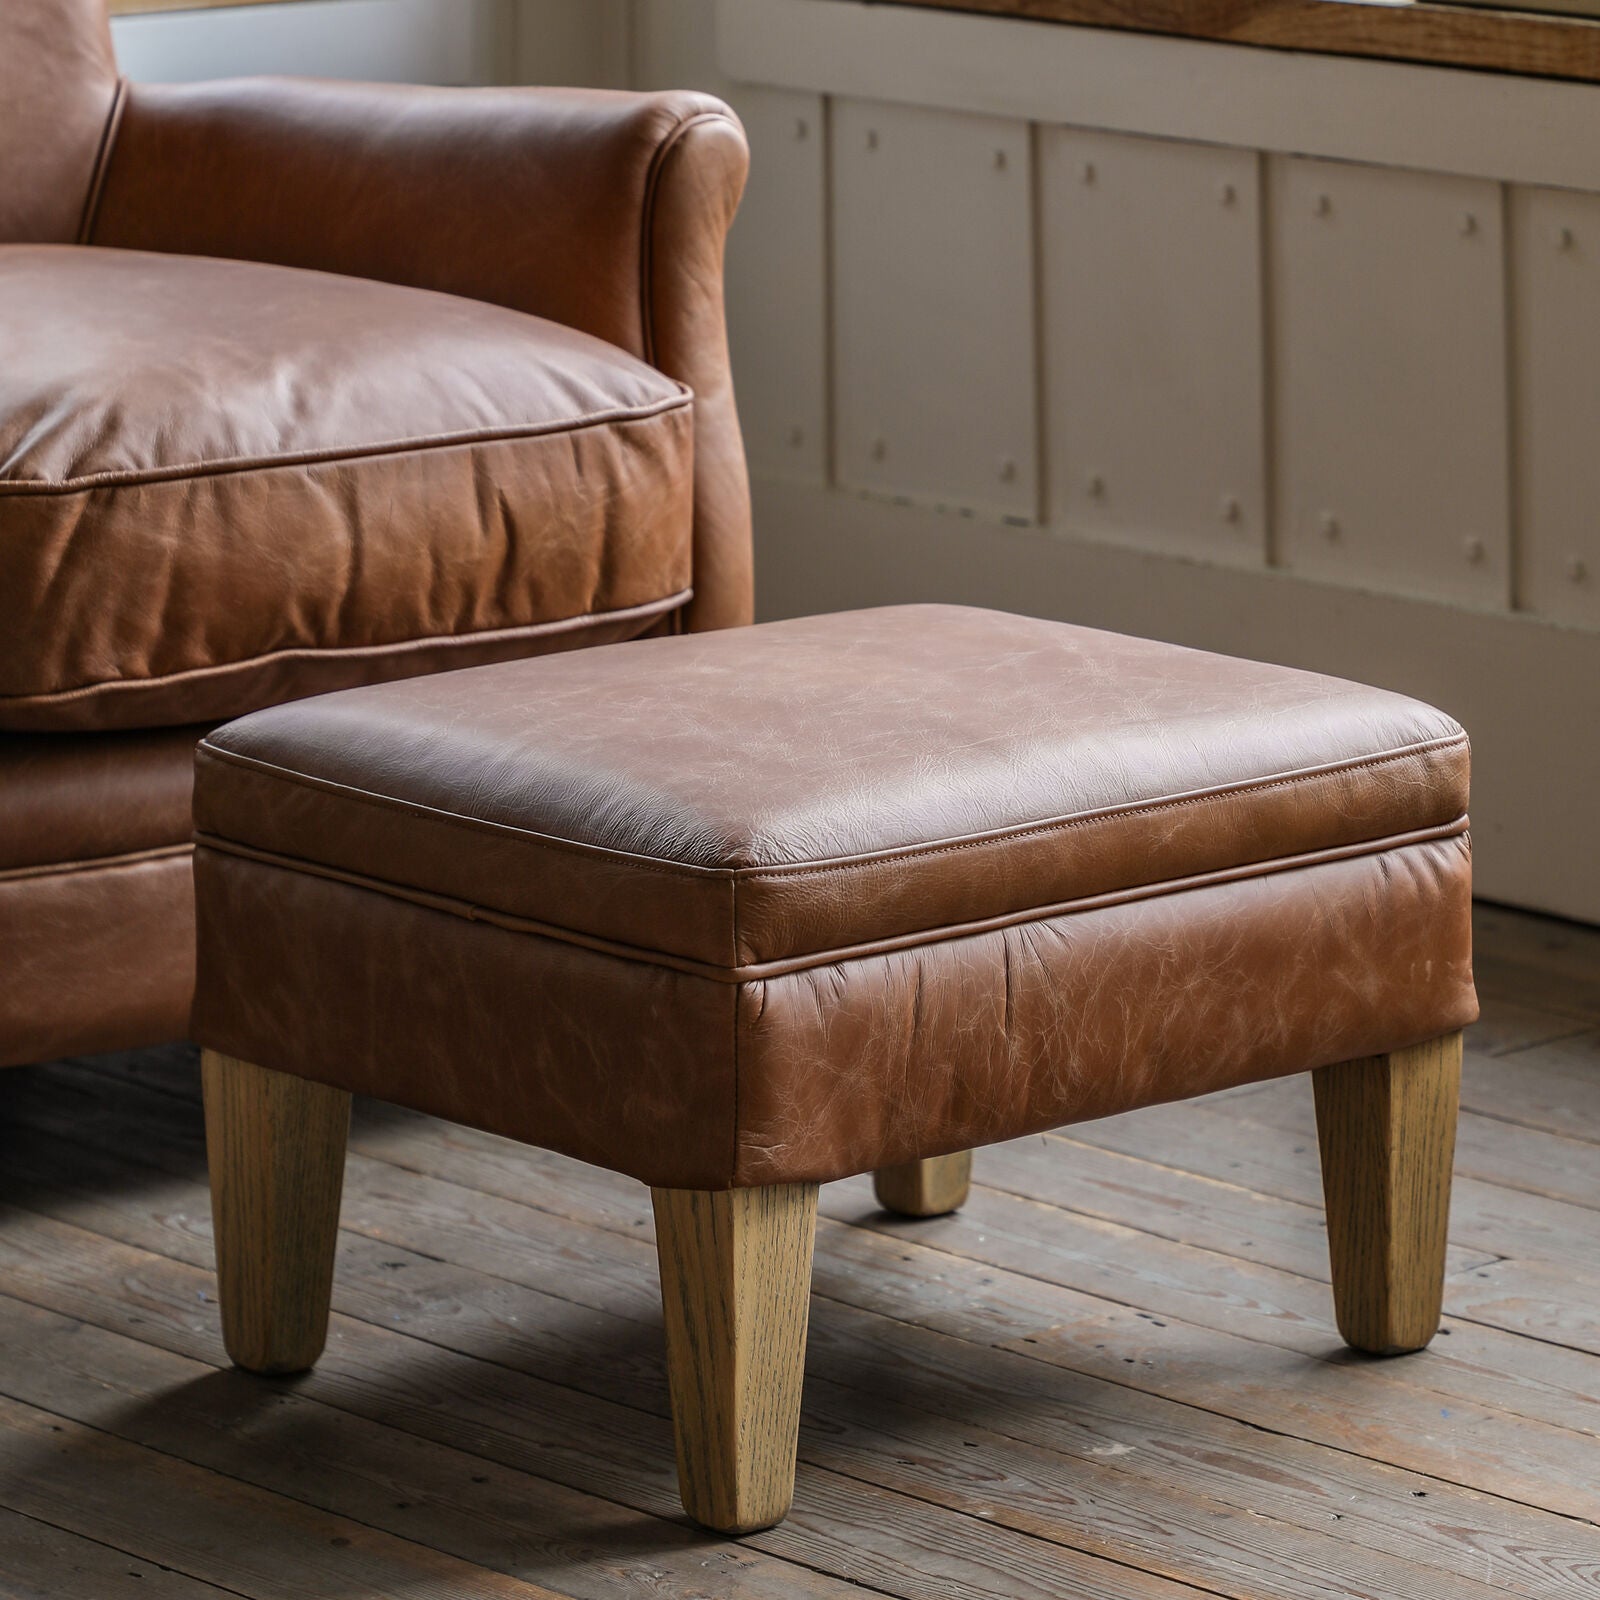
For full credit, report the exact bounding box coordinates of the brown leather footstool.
[191,605,1476,1534]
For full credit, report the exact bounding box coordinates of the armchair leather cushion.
[0,245,696,732]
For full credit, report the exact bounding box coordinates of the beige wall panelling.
[1270,156,1509,607]
[1510,185,1600,629]
[724,89,830,487]
[1041,127,1266,564]
[831,98,1037,519]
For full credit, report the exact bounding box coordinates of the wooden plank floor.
[1,901,1597,1598]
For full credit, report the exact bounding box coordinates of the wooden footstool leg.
[201,1050,351,1375]
[873,1150,973,1217]
[1312,1032,1462,1356]
[651,1183,818,1535]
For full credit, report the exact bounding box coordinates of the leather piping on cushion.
[0,848,195,1069]
[1,391,690,494]
[6,590,691,734]
[194,816,1471,984]
[189,833,1475,1189]
[191,728,1469,969]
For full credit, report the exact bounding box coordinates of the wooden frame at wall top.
[867,0,1600,86]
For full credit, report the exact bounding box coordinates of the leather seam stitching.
[194,822,1468,983]
[736,736,1470,883]
[77,76,128,246]
[0,393,691,497]
[10,590,690,709]
[639,109,742,368]
[194,731,1468,886]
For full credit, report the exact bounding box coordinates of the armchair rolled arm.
[91,79,753,630]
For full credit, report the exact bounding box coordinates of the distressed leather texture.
[0,0,119,244]
[0,246,695,732]
[192,605,1478,1189]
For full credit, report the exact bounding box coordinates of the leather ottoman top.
[195,605,1469,979]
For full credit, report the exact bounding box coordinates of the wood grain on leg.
[1313,1032,1462,1356]
[873,1150,973,1217]
[651,1183,818,1535]
[201,1050,350,1375]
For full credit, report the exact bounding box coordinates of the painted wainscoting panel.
[831,98,1037,520]
[724,87,830,487]
[1041,128,1267,565]
[1269,156,1510,607]
[1510,185,1600,629]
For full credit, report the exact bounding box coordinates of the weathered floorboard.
[0,1207,1593,1600]
[0,1505,239,1600]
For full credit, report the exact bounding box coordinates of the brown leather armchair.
[1,0,752,1068]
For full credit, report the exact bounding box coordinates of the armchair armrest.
[90,79,752,630]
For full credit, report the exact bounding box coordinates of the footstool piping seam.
[195,817,1468,983]
[738,738,1467,882]
[194,731,1468,883]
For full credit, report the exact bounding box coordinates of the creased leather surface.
[0,245,694,732]
[196,606,1470,967]
[732,835,1475,1184]
[193,850,737,1191]
[92,78,754,631]
[0,0,119,245]
[0,849,194,1070]
[0,725,204,872]
[190,835,1474,1189]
